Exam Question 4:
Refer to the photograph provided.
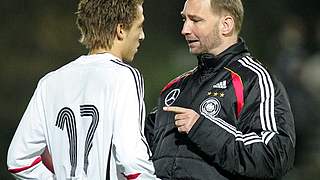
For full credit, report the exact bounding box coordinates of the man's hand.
[163,106,200,134]
[41,146,54,173]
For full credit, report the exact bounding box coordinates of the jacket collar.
[197,37,249,72]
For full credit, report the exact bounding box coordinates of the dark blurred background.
[1,0,320,179]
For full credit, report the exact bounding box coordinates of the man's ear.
[116,23,126,40]
[221,15,235,36]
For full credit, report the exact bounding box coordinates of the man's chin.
[189,48,203,55]
[123,53,136,63]
[124,58,134,63]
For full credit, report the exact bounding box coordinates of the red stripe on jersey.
[8,156,42,174]
[160,69,195,94]
[160,77,181,94]
[124,173,141,179]
[230,71,244,118]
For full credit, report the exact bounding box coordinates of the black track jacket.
[145,39,295,180]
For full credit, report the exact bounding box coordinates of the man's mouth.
[187,40,199,44]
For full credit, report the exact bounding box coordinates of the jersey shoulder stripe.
[238,56,277,133]
[160,67,196,94]
[110,59,144,129]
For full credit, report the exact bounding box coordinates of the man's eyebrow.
[189,14,201,19]
[181,13,201,20]
[139,16,145,26]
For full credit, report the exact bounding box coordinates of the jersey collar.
[197,37,250,72]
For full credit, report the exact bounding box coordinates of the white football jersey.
[7,53,158,180]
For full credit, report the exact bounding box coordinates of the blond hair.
[210,0,244,34]
[76,0,144,50]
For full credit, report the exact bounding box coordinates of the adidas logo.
[212,80,227,89]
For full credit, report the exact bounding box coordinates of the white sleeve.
[112,69,158,180]
[7,80,55,179]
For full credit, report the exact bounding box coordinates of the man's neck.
[89,48,110,55]
[210,35,238,56]
[89,48,123,61]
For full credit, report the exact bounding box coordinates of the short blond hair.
[76,0,144,50]
[210,0,244,34]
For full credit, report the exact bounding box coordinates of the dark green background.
[1,0,319,179]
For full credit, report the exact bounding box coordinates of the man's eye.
[192,19,201,22]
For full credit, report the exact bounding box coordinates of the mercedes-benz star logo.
[165,89,180,106]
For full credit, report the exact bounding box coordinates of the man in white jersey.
[7,0,158,179]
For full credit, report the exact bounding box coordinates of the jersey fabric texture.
[7,53,157,180]
[145,39,296,180]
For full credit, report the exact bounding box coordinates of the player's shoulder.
[108,61,142,87]
[226,55,279,91]
[38,55,141,87]
[228,55,270,81]
[160,68,196,94]
[39,55,117,78]
[109,59,141,76]
[38,57,80,83]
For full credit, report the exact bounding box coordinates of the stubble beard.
[206,25,222,55]
[191,25,222,55]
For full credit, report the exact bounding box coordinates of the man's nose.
[139,30,145,41]
[181,21,191,36]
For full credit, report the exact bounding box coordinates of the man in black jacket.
[145,0,295,179]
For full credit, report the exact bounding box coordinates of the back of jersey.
[7,53,157,180]
[43,54,119,179]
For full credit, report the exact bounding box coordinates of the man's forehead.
[138,4,144,13]
[137,5,144,20]
[181,0,211,16]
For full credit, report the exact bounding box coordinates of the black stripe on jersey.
[140,132,152,158]
[56,107,78,177]
[110,60,141,101]
[110,60,144,129]
[80,105,100,174]
[131,67,144,130]
[106,139,113,180]
[135,68,144,130]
